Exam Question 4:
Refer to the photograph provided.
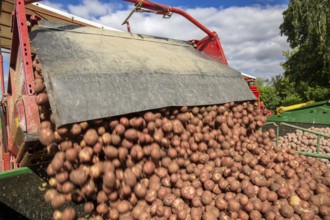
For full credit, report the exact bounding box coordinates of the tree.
[255,78,281,110]
[280,0,330,100]
[271,75,303,106]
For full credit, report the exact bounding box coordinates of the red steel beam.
[125,0,228,64]
[125,0,217,38]
[14,0,35,95]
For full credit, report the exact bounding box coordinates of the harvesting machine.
[0,0,257,218]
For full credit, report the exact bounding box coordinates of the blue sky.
[1,0,290,93]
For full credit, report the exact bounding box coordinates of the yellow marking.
[15,117,19,128]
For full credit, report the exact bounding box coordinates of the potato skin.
[36,93,49,105]
[83,129,99,146]
[41,101,330,219]
[39,127,54,146]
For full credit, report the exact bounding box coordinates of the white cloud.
[67,0,123,20]
[89,4,289,78]
[41,1,65,11]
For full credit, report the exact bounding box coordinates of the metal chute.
[31,22,255,127]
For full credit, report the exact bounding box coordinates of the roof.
[0,0,120,50]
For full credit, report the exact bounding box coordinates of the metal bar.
[15,143,27,164]
[19,151,32,167]
[124,0,228,65]
[297,151,330,159]
[264,122,278,126]
[125,0,216,38]
[0,166,32,180]
[2,153,11,171]
[15,0,35,95]
[317,135,320,154]
[280,122,330,138]
[27,7,94,27]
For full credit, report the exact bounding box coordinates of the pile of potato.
[278,127,330,166]
[33,57,330,220]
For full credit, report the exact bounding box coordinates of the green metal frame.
[268,100,330,125]
[264,122,330,159]
[0,166,33,180]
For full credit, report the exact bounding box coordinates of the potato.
[114,124,125,135]
[144,112,156,122]
[51,152,65,172]
[65,148,77,162]
[228,199,240,212]
[143,161,155,175]
[249,210,262,220]
[84,202,94,214]
[34,78,45,93]
[44,189,57,203]
[70,168,88,185]
[168,162,179,174]
[42,101,330,219]
[117,201,131,214]
[181,186,195,200]
[280,204,294,218]
[96,203,108,215]
[53,210,62,220]
[89,164,101,179]
[83,129,99,146]
[39,127,54,146]
[130,145,144,161]
[201,191,213,205]
[104,146,119,159]
[78,148,92,163]
[61,207,75,220]
[125,129,138,141]
[124,168,137,187]
[36,93,49,105]
[103,171,116,188]
[50,194,65,209]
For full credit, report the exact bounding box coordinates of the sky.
[2,0,290,86]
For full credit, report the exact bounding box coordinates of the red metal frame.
[0,0,41,170]
[125,0,228,65]
[11,0,35,95]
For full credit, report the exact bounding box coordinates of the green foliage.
[256,74,328,111]
[256,76,302,110]
[259,85,281,110]
[255,0,330,111]
[280,0,330,89]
